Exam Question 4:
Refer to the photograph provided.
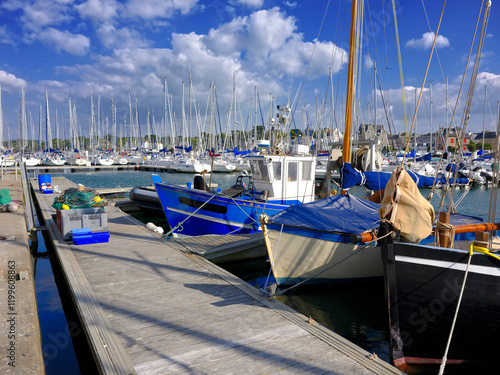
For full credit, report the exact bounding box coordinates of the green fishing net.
[52,187,107,210]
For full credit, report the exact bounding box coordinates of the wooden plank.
[32,180,136,375]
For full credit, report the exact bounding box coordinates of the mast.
[414,88,417,160]
[342,0,358,165]
[0,84,3,150]
[374,62,377,128]
[430,82,433,153]
[482,84,487,152]
[45,92,51,151]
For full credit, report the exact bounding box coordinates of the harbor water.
[34,169,498,374]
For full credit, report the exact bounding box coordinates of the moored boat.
[153,149,317,236]
[129,185,162,213]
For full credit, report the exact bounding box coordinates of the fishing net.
[52,187,107,210]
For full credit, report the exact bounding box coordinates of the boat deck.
[33,176,402,374]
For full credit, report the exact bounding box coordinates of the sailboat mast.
[430,82,433,153]
[342,0,358,164]
[0,84,3,150]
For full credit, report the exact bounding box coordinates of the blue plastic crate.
[72,228,110,245]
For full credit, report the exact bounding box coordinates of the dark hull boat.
[381,228,500,369]
[129,186,162,213]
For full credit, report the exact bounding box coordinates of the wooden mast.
[342,0,358,166]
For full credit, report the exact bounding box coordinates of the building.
[357,123,388,148]
[435,127,471,152]
[472,131,499,150]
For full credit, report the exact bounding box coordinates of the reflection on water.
[276,280,390,362]
[34,231,98,375]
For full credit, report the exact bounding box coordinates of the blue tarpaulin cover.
[268,193,380,233]
[340,163,469,191]
[340,163,437,191]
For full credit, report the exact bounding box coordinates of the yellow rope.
[470,243,500,261]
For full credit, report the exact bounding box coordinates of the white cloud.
[38,28,90,56]
[230,0,264,7]
[0,70,27,91]
[97,23,150,49]
[364,55,374,70]
[20,0,73,33]
[476,71,500,89]
[122,0,199,19]
[76,0,119,23]
[0,25,9,44]
[406,32,450,50]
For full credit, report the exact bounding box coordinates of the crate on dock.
[71,228,110,245]
[38,174,54,194]
[58,207,108,240]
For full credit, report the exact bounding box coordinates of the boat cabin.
[247,154,316,205]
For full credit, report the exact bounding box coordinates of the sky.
[0,0,499,145]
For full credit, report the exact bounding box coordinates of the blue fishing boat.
[153,103,319,237]
[153,150,317,236]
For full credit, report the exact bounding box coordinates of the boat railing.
[1,158,19,181]
[351,222,500,245]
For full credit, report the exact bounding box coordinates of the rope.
[163,190,266,245]
[263,239,382,298]
[402,0,446,164]
[163,192,219,240]
[470,243,500,261]
[438,244,473,375]
[453,185,471,208]
[435,220,455,248]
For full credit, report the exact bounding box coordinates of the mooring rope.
[263,241,379,298]
[438,244,473,375]
[435,220,455,248]
[163,190,266,250]
[163,192,219,241]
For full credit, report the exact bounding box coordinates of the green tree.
[467,141,476,152]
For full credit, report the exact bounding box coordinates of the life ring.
[241,170,249,176]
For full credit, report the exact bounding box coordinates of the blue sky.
[0,0,499,145]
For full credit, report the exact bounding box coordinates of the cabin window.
[272,162,282,180]
[249,159,270,181]
[179,197,227,214]
[302,161,312,180]
[288,162,297,181]
[259,160,270,181]
[249,160,261,179]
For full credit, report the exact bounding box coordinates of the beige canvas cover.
[379,167,435,243]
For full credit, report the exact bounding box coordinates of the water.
[48,169,238,191]
[35,169,498,373]
[33,231,98,374]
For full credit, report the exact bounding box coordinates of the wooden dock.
[0,172,45,374]
[33,176,402,374]
[172,233,266,262]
